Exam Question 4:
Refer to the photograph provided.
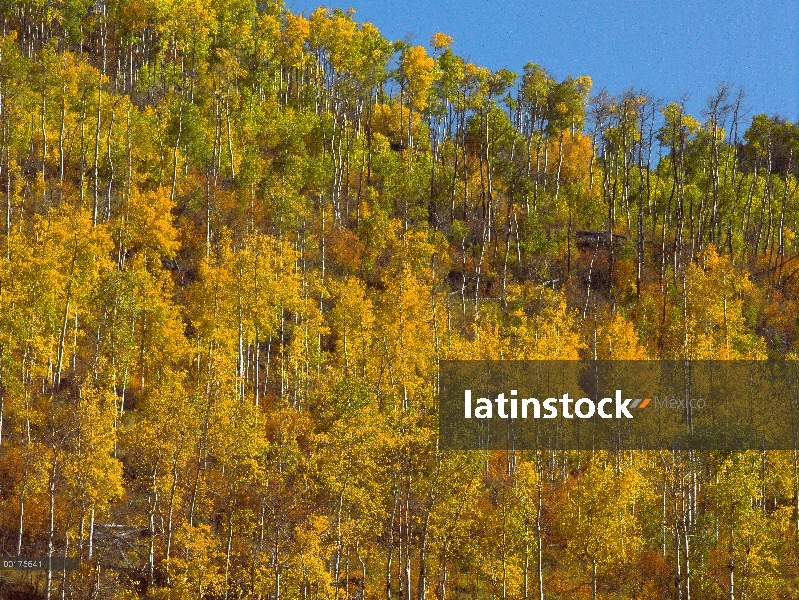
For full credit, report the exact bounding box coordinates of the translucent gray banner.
[438,361,799,450]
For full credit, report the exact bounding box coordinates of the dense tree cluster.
[0,0,798,598]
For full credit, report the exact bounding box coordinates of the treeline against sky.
[0,0,798,598]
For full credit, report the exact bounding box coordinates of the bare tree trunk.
[417,488,434,600]
[225,94,235,180]
[165,457,178,583]
[17,484,24,556]
[537,459,544,600]
[59,83,65,202]
[148,464,158,586]
[46,452,57,600]
[40,85,47,197]
[93,74,101,225]
[224,493,236,600]
[170,91,184,204]
[386,487,397,600]
[88,506,94,559]
[56,242,77,388]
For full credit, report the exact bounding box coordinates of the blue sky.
[284,0,799,124]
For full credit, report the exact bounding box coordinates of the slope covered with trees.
[0,0,798,598]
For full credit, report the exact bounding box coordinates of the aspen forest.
[1,0,799,598]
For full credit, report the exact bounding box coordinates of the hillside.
[0,1,798,598]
